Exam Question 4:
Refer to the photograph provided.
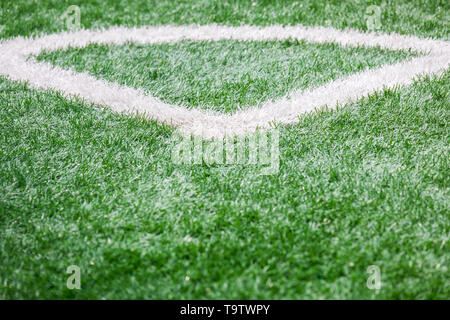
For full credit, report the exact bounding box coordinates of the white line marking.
[0,25,449,138]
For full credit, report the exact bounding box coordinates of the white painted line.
[0,25,449,138]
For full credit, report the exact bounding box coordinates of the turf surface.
[36,40,417,113]
[1,0,449,40]
[0,0,449,299]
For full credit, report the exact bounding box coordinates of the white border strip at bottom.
[0,24,449,138]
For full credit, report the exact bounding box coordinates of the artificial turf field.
[0,0,449,299]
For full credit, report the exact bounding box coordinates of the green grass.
[36,40,417,113]
[0,0,449,40]
[0,0,449,299]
